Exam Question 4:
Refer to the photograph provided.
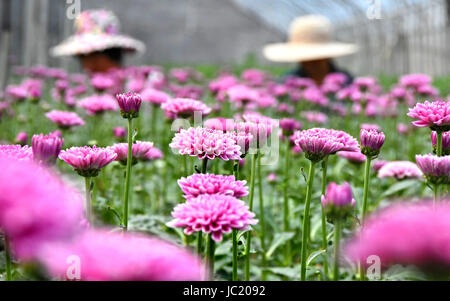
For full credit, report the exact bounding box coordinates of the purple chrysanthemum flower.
[32,133,64,166]
[407,101,450,132]
[167,194,258,242]
[161,98,211,119]
[169,127,241,160]
[293,128,359,162]
[59,146,117,177]
[45,110,85,129]
[377,161,423,180]
[416,154,450,185]
[321,182,356,220]
[360,129,385,157]
[79,94,118,115]
[113,127,127,140]
[116,92,142,119]
[280,118,302,136]
[178,173,248,200]
[14,132,28,145]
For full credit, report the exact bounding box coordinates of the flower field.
[0,65,449,281]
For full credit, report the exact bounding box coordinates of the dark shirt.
[282,61,354,86]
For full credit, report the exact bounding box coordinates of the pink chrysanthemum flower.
[141,88,170,105]
[337,150,366,164]
[113,127,126,140]
[373,160,388,172]
[38,229,205,281]
[169,127,241,160]
[204,118,236,132]
[321,182,355,220]
[345,202,450,275]
[59,146,117,177]
[241,69,267,86]
[14,132,28,145]
[111,141,157,165]
[142,146,163,160]
[360,129,385,157]
[45,110,85,129]
[301,111,328,124]
[416,154,450,185]
[280,118,302,136]
[400,73,432,90]
[178,173,248,200]
[116,91,142,119]
[167,194,258,242]
[226,85,259,106]
[32,133,64,166]
[293,128,359,162]
[209,75,238,94]
[431,131,450,155]
[161,98,211,119]
[302,87,328,106]
[0,157,83,260]
[79,94,118,115]
[90,73,116,91]
[0,144,33,161]
[377,161,423,180]
[407,101,450,131]
[361,123,381,131]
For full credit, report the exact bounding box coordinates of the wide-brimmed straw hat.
[263,15,357,62]
[51,10,145,57]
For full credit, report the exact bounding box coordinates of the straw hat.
[51,10,145,57]
[263,15,357,62]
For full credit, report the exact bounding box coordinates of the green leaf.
[306,249,326,266]
[267,266,299,278]
[379,179,417,198]
[266,232,295,259]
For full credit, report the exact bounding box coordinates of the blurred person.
[50,10,145,73]
[263,15,357,86]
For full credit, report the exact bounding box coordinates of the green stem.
[359,156,372,281]
[300,160,316,281]
[122,118,133,231]
[361,157,372,225]
[320,156,329,280]
[257,153,267,280]
[84,177,92,224]
[232,160,239,281]
[151,104,158,139]
[205,233,215,279]
[4,236,12,281]
[333,220,342,281]
[244,153,257,281]
[283,137,291,266]
[232,229,238,281]
[436,131,443,157]
[201,158,208,174]
[197,232,203,255]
